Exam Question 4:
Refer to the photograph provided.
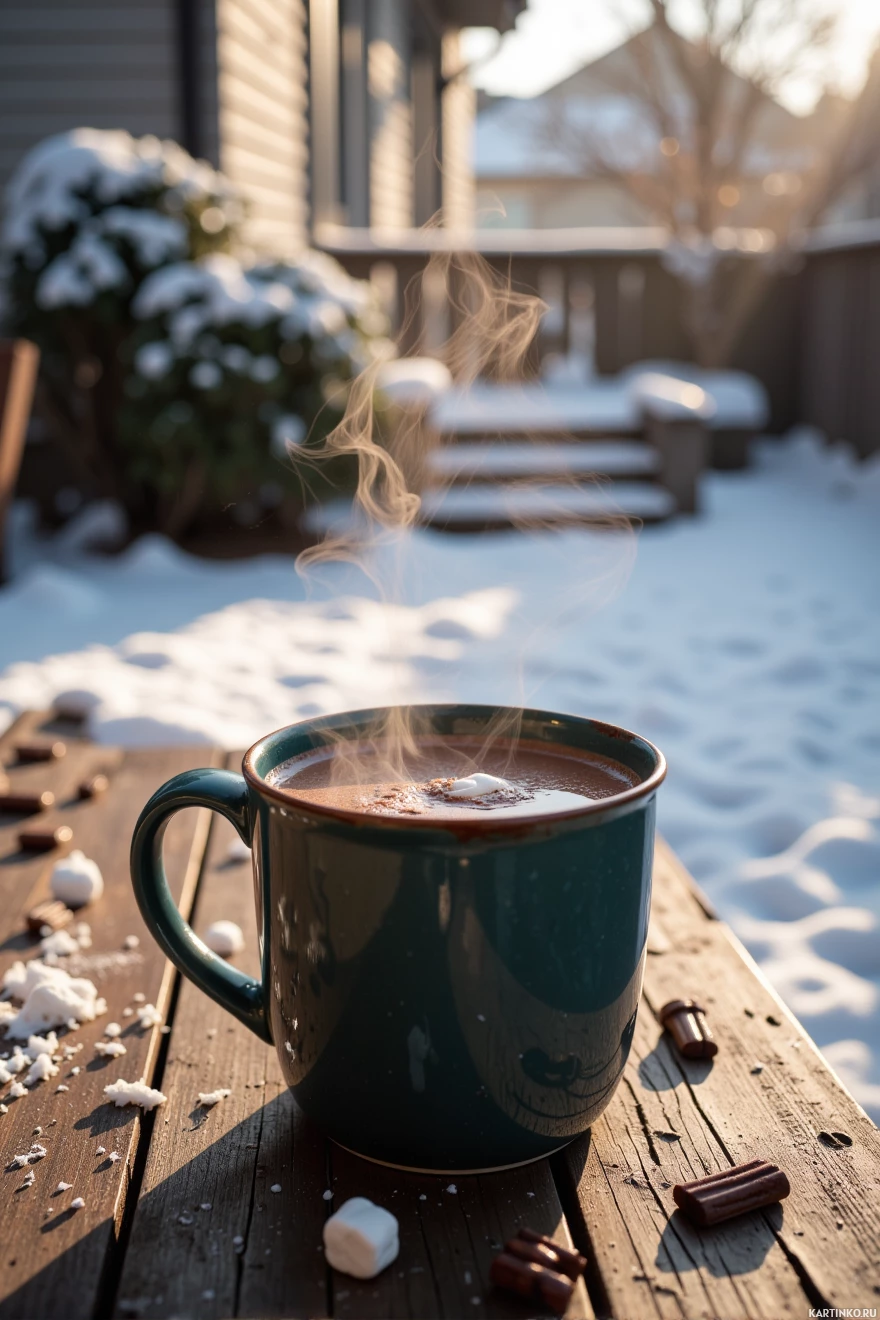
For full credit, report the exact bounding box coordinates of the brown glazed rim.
[242,706,667,835]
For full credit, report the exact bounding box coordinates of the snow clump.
[1,959,105,1037]
[103,1079,167,1110]
[197,1089,231,1107]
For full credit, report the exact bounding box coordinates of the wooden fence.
[798,223,880,459]
[318,222,880,455]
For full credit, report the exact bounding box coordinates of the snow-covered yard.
[1,432,879,1120]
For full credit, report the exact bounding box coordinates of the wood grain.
[5,726,877,1320]
[0,740,220,1320]
[558,838,880,1319]
[327,1143,592,1320]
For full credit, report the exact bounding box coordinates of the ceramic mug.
[130,704,665,1172]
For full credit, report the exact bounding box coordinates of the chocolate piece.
[18,824,74,853]
[15,741,67,763]
[0,790,55,814]
[673,1159,790,1227]
[78,774,109,800]
[512,1228,587,1280]
[489,1252,574,1315]
[26,899,74,933]
[659,999,718,1059]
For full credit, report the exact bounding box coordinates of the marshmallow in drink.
[50,850,104,907]
[446,772,510,799]
[322,1197,399,1279]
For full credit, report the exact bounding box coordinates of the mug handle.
[130,767,272,1043]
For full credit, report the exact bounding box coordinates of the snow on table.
[0,431,879,1119]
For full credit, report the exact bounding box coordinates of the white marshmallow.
[323,1197,399,1279]
[203,920,245,957]
[446,773,510,799]
[50,850,104,907]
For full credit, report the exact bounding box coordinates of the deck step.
[419,480,675,531]
[427,440,659,483]
[431,381,640,438]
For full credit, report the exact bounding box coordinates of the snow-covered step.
[430,381,640,437]
[419,481,675,530]
[427,440,659,482]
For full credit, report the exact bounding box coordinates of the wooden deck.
[1,711,878,1320]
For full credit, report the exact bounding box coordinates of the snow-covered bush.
[0,130,240,524]
[119,252,391,530]
[0,129,387,535]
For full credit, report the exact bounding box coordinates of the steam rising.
[282,241,636,792]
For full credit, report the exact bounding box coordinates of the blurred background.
[0,1,878,1119]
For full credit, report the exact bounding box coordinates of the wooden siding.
[440,32,475,229]
[0,0,179,198]
[800,239,880,458]
[340,0,370,226]
[215,0,309,254]
[367,0,413,227]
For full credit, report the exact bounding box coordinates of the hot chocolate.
[269,735,640,821]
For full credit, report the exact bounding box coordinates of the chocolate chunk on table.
[26,898,74,933]
[659,998,719,1058]
[17,824,73,853]
[673,1160,791,1227]
[0,788,55,814]
[490,1252,575,1315]
[509,1228,587,1281]
[15,740,67,763]
[78,773,110,799]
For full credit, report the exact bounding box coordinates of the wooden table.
[1,712,878,1320]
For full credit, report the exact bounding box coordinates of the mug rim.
[242,703,666,833]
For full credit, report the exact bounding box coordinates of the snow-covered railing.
[317,220,880,457]
[315,222,696,379]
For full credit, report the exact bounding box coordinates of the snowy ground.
[1,431,879,1120]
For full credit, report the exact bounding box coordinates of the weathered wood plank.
[112,756,329,1320]
[328,1144,592,1319]
[0,712,122,941]
[0,744,220,1320]
[558,838,880,1319]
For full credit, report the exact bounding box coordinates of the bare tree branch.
[525,0,879,365]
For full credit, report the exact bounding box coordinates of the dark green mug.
[130,704,665,1172]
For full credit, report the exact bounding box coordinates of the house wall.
[0,0,180,194]
[340,0,370,226]
[333,0,475,229]
[367,0,414,227]
[0,0,309,256]
[0,0,476,251]
[440,32,475,229]
[214,0,310,253]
